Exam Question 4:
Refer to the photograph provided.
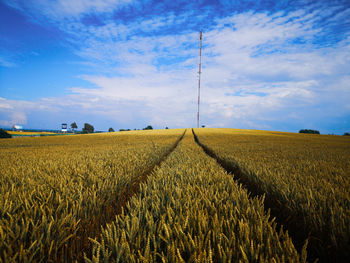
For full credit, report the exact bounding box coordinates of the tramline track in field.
[78,129,186,262]
[191,128,318,262]
[86,129,304,262]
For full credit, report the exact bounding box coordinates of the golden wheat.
[0,129,184,262]
[194,128,350,261]
[87,129,306,262]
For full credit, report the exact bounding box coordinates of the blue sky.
[0,0,349,134]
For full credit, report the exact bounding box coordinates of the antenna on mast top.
[197,30,202,128]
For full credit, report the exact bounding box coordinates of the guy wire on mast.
[197,30,202,128]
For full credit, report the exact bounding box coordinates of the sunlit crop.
[87,130,306,262]
[0,129,184,262]
[6,131,57,135]
[194,128,350,262]
[1,127,347,262]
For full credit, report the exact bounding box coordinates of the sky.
[0,0,349,134]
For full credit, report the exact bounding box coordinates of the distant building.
[61,123,67,133]
[12,124,23,131]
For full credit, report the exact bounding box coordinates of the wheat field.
[193,128,350,262]
[1,128,348,262]
[0,129,184,262]
[87,129,305,262]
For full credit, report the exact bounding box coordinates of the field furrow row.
[0,129,185,262]
[1,128,348,262]
[193,128,350,262]
[87,129,306,262]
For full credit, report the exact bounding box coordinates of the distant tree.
[201,125,205,128]
[0,129,12,139]
[299,129,320,134]
[165,126,169,129]
[108,127,115,132]
[82,123,94,133]
[71,122,78,132]
[344,132,350,136]
[143,125,153,130]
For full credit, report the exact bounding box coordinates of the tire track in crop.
[79,129,186,262]
[192,129,319,263]
[109,129,186,215]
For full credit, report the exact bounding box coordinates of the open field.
[87,129,305,262]
[5,131,64,137]
[0,128,349,262]
[0,129,184,262]
[6,131,58,135]
[194,128,350,262]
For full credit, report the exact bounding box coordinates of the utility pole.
[197,30,202,128]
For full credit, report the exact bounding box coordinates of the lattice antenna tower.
[197,31,203,128]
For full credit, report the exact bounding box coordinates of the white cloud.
[0,98,13,109]
[0,57,16,68]
[0,98,31,126]
[6,0,133,19]
[1,3,350,132]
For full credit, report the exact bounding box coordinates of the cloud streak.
[5,0,133,20]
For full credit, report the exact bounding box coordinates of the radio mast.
[197,31,202,128]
